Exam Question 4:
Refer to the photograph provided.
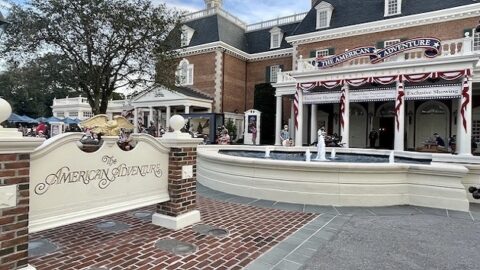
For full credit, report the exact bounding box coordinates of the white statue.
[315,127,327,161]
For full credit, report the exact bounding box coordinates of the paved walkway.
[29,184,480,270]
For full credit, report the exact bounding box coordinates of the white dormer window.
[315,1,334,30]
[269,27,283,49]
[176,59,194,86]
[180,25,195,47]
[385,0,402,16]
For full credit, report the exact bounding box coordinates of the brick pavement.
[29,196,315,270]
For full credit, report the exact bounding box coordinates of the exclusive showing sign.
[312,38,441,69]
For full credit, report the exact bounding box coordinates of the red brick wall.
[157,147,197,217]
[0,154,30,270]
[223,54,247,113]
[298,18,478,57]
[184,53,217,99]
[246,57,293,110]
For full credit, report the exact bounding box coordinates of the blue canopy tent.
[21,115,38,124]
[63,117,81,125]
[45,116,63,123]
[36,117,48,123]
[7,113,26,123]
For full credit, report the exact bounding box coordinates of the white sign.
[29,133,170,232]
[244,109,261,145]
[350,89,396,102]
[406,85,461,100]
[303,92,341,104]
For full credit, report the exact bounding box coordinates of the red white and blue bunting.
[297,69,472,92]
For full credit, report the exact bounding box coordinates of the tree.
[2,0,181,114]
[0,54,74,117]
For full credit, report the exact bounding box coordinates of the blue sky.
[1,0,311,24]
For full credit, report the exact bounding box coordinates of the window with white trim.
[176,59,194,86]
[56,112,65,118]
[68,112,78,117]
[316,49,330,58]
[384,39,400,47]
[315,1,334,29]
[270,65,280,83]
[269,27,283,49]
[473,29,480,52]
[385,0,402,16]
[83,112,93,118]
[180,25,195,47]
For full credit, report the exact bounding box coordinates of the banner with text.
[312,38,441,69]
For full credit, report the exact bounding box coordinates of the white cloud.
[152,0,203,13]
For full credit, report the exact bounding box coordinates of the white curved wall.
[197,146,471,212]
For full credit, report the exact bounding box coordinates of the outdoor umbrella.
[63,118,81,124]
[36,117,48,122]
[45,116,63,123]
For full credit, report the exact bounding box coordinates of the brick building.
[160,0,480,151]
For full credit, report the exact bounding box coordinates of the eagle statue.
[79,115,134,136]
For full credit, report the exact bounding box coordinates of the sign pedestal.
[0,98,44,270]
[153,115,203,230]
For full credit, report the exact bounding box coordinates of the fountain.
[264,147,271,158]
[330,148,336,159]
[305,149,311,162]
[389,151,395,164]
[314,128,327,161]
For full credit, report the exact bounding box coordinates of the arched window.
[176,59,194,86]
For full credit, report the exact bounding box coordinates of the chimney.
[204,0,223,9]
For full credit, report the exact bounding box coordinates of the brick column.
[0,141,43,270]
[156,147,197,217]
[152,115,203,230]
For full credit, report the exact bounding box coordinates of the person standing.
[250,123,257,145]
[280,125,290,146]
[369,129,378,148]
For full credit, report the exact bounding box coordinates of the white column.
[457,77,473,156]
[340,85,350,148]
[185,105,190,114]
[166,106,171,129]
[275,95,283,146]
[394,81,405,151]
[134,107,139,133]
[295,90,304,147]
[310,104,318,144]
[149,106,154,125]
[290,99,295,140]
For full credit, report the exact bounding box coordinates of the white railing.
[246,13,308,32]
[276,69,296,83]
[53,97,89,106]
[294,36,475,73]
[183,8,247,29]
[183,8,307,32]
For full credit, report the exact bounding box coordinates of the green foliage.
[225,119,237,140]
[2,0,181,114]
[0,54,75,117]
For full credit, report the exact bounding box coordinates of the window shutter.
[376,41,385,49]
[265,66,271,83]
[328,47,335,56]
[310,51,317,58]
[464,28,473,37]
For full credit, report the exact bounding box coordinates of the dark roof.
[183,15,248,51]
[185,15,220,47]
[175,86,213,100]
[294,0,476,35]
[182,0,476,53]
[245,23,300,54]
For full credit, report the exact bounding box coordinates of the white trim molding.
[270,26,284,49]
[287,3,480,45]
[214,49,224,113]
[177,41,293,62]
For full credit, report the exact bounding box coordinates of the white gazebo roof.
[131,85,213,109]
